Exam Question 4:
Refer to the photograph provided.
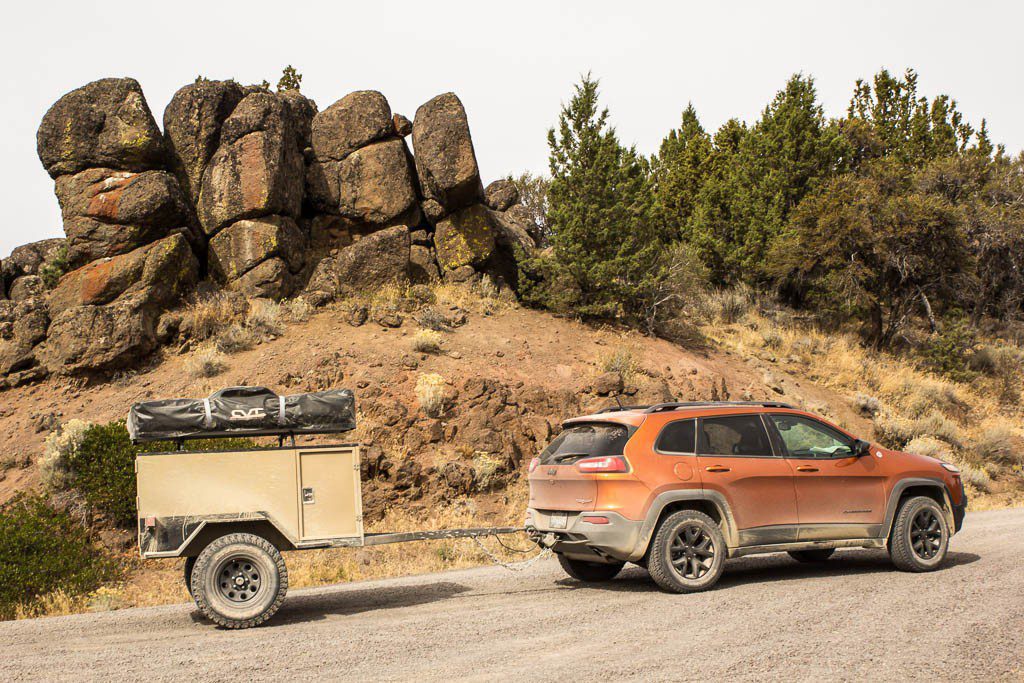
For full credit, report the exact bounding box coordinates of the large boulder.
[305,225,410,300]
[37,298,158,376]
[409,244,440,283]
[208,215,305,299]
[484,179,519,212]
[227,258,296,300]
[433,204,496,271]
[48,233,198,316]
[37,78,165,179]
[412,93,483,217]
[0,297,49,376]
[55,168,192,266]
[163,79,246,204]
[310,91,394,162]
[279,89,318,151]
[307,138,420,226]
[1,238,66,292]
[484,207,538,292]
[197,92,304,235]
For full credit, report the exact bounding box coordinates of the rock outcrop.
[208,216,305,299]
[304,225,411,302]
[6,75,540,385]
[163,79,246,204]
[197,92,304,235]
[37,78,165,178]
[412,93,484,217]
[55,167,192,267]
[484,179,519,212]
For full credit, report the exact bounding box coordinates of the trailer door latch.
[302,487,315,504]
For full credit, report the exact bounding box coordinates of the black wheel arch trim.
[634,490,738,561]
[881,477,956,541]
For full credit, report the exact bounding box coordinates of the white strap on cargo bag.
[202,398,213,427]
[278,396,286,426]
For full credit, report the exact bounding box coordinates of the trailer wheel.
[190,532,288,629]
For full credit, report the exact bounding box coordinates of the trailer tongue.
[132,387,525,629]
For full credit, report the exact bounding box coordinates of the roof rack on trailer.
[643,401,796,413]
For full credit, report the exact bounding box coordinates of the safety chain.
[472,533,552,571]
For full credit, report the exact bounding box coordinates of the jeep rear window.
[540,422,630,465]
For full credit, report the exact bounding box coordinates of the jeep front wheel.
[647,510,726,593]
[190,532,288,628]
[557,554,624,582]
[888,496,949,572]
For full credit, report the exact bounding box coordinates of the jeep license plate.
[550,512,568,529]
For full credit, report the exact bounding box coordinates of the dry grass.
[39,419,91,490]
[415,373,448,418]
[282,297,313,323]
[246,299,284,338]
[472,451,503,490]
[285,482,531,590]
[214,323,256,354]
[185,346,227,378]
[411,329,443,354]
[599,346,639,383]
[700,301,1024,504]
[180,292,244,341]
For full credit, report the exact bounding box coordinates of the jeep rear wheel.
[557,554,624,582]
[191,533,288,628]
[788,548,835,563]
[889,496,949,572]
[648,510,726,593]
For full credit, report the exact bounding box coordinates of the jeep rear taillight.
[528,457,540,473]
[575,456,628,473]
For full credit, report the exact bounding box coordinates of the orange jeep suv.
[526,401,966,592]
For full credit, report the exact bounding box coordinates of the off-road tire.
[191,533,287,629]
[183,556,197,597]
[648,510,726,593]
[889,495,949,572]
[557,554,624,582]
[788,548,835,563]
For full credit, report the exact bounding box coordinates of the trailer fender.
[139,512,297,558]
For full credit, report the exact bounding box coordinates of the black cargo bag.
[127,386,356,442]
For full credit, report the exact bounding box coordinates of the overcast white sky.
[2,0,1021,258]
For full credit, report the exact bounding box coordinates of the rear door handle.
[705,465,731,473]
[795,465,819,472]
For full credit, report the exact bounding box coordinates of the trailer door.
[298,448,363,541]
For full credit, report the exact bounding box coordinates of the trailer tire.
[190,532,287,629]
[184,556,197,597]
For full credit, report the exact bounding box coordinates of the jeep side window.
[698,415,774,456]
[769,415,854,459]
[655,419,696,454]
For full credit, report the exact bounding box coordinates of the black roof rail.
[643,401,796,414]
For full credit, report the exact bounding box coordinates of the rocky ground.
[1,508,1020,682]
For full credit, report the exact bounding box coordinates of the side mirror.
[854,439,872,457]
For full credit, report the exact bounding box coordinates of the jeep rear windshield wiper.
[551,452,590,463]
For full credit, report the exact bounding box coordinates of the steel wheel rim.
[910,508,943,560]
[216,556,263,604]
[669,524,715,580]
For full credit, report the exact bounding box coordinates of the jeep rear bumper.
[526,508,643,563]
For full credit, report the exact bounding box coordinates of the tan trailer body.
[136,445,363,558]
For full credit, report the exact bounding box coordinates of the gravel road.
[2,508,1022,682]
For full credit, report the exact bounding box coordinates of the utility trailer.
[132,388,520,629]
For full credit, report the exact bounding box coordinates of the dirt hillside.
[0,296,872,509]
